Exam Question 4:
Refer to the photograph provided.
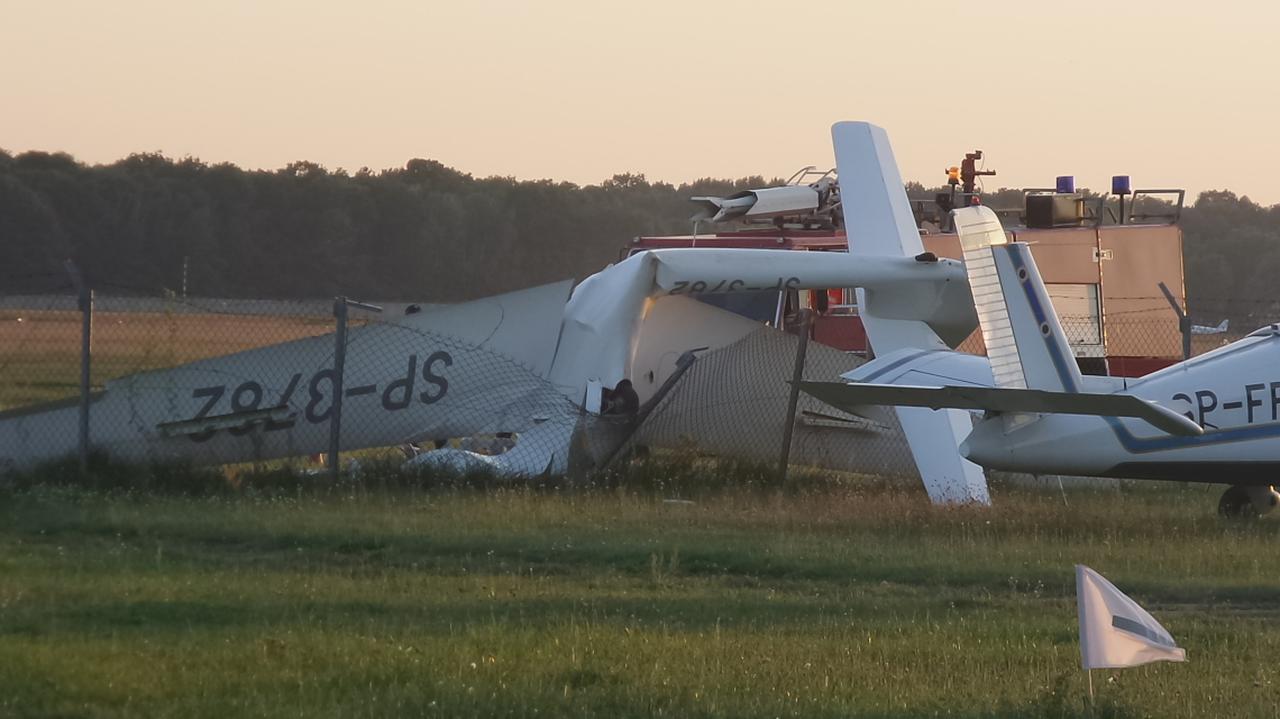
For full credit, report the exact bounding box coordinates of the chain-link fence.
[0,275,1264,485]
[620,325,915,479]
[0,278,589,479]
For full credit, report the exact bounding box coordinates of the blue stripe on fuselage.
[1003,244,1280,455]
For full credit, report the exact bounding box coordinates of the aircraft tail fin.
[833,122,989,506]
[831,122,924,259]
[953,206,1083,393]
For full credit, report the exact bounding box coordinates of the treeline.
[1179,190,1280,314]
[1,150,1277,315]
[0,151,770,301]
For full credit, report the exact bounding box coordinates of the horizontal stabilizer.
[799,382,1204,438]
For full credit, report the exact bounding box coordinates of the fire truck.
[623,162,1188,378]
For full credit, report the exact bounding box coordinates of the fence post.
[328,297,382,479]
[779,309,813,482]
[64,261,93,473]
[1157,281,1192,361]
[78,288,93,472]
[328,297,349,479]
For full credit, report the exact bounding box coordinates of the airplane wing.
[552,245,974,394]
[799,381,1204,438]
[0,281,579,472]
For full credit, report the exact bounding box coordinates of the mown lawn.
[1,481,1278,718]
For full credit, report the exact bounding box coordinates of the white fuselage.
[963,329,1280,483]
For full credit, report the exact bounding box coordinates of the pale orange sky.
[3,1,1279,202]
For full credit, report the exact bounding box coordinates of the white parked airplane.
[802,205,1280,517]
[0,122,994,504]
[1191,319,1229,335]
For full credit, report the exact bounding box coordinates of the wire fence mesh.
[622,327,916,478]
[0,276,1265,486]
[0,287,589,478]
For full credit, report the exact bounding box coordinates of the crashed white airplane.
[0,122,994,503]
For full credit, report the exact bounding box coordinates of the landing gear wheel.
[1219,485,1259,518]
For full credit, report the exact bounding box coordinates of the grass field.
[3,477,1279,718]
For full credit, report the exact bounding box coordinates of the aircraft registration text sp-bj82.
[802,206,1280,517]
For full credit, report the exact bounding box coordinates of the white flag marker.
[1076,564,1187,670]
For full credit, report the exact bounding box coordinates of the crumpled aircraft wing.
[0,281,577,471]
[551,245,974,396]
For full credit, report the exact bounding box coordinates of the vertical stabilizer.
[953,206,1083,392]
[833,122,989,505]
[954,208,1025,389]
[832,122,924,258]
[833,122,943,352]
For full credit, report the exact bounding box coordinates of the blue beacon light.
[1112,175,1132,224]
